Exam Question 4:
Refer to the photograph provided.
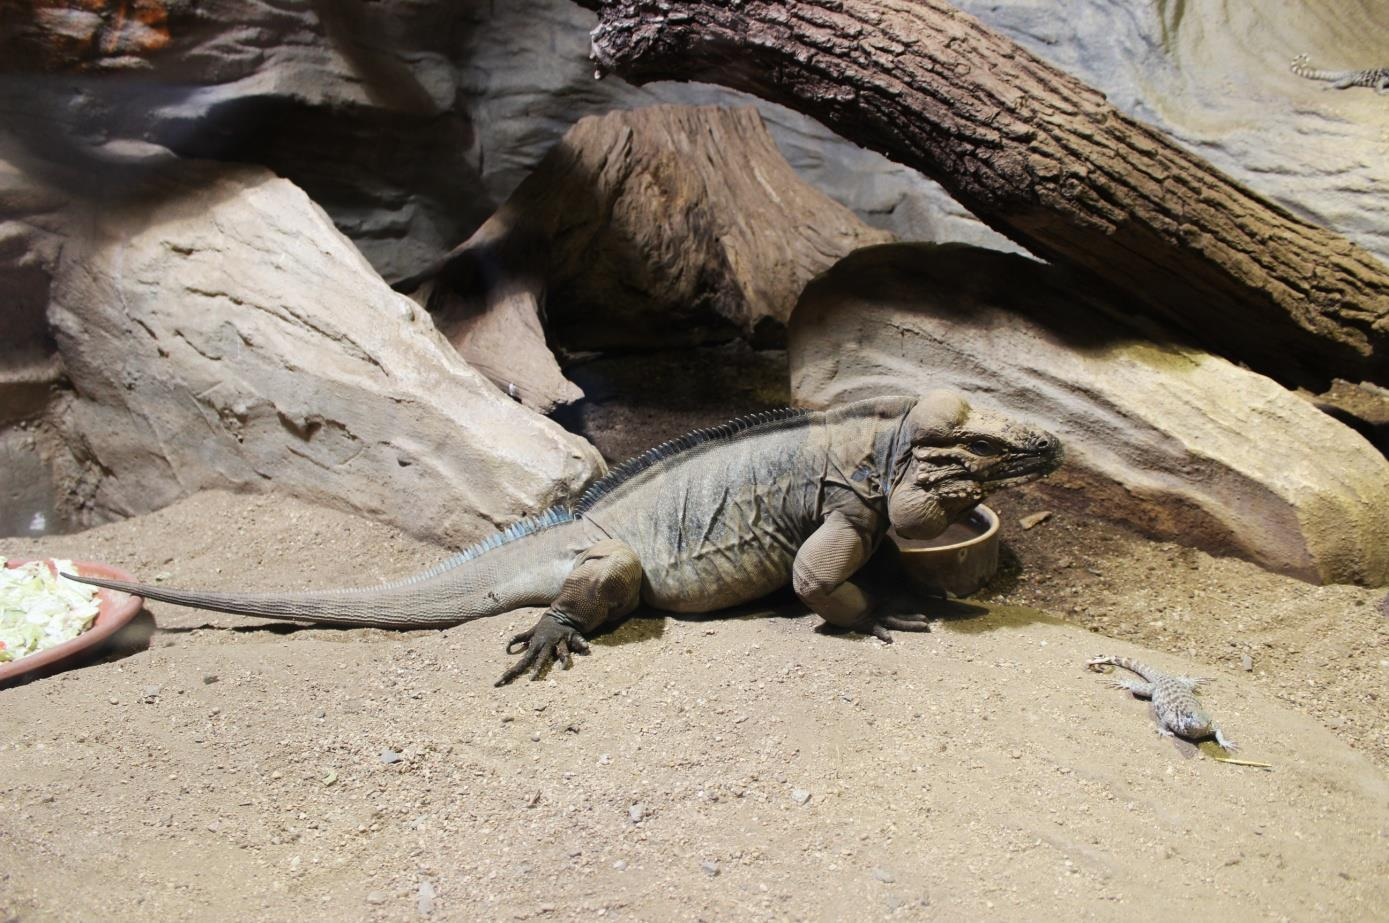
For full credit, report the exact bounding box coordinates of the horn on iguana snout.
[907,390,969,444]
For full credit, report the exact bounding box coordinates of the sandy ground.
[3,488,1389,922]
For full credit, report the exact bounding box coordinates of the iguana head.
[888,390,1063,539]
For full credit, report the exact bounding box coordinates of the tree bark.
[397,104,889,411]
[575,0,1389,388]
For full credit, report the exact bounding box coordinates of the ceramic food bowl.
[888,504,1000,598]
[0,559,144,684]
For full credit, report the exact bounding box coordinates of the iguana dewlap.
[70,391,1062,685]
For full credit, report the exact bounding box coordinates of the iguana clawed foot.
[865,612,933,643]
[496,613,591,686]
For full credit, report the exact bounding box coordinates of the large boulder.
[42,160,602,546]
[790,243,1389,586]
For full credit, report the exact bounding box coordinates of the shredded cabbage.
[0,560,100,663]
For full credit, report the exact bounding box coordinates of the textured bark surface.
[417,256,583,416]
[399,104,890,410]
[578,0,1389,388]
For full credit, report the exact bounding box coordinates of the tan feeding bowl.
[888,504,1000,598]
[0,559,144,685]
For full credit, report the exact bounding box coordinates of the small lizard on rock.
[1088,656,1237,751]
[1290,54,1389,93]
[68,391,1061,686]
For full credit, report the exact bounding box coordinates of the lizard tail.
[64,516,587,629]
[1289,55,1351,82]
[64,573,463,628]
[1086,655,1152,680]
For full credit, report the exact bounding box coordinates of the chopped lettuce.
[0,560,100,663]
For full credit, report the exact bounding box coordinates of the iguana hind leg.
[497,539,643,686]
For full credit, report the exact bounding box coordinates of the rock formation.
[789,244,1389,586]
[29,160,602,545]
[5,0,1388,581]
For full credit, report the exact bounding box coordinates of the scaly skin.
[69,391,1062,686]
[1087,655,1237,751]
[1290,54,1389,93]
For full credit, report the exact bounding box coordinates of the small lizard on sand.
[1290,54,1389,94]
[1087,656,1237,751]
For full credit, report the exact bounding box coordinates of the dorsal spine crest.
[369,408,812,590]
[573,407,811,513]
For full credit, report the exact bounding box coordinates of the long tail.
[65,515,585,629]
[1085,655,1155,682]
[1289,54,1354,82]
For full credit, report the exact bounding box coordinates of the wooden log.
[397,104,889,411]
[403,218,584,415]
[575,0,1389,388]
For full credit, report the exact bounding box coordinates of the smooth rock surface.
[45,161,602,545]
[790,244,1389,586]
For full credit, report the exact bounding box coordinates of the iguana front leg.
[792,511,928,642]
[496,539,642,685]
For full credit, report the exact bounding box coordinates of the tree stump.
[396,104,891,412]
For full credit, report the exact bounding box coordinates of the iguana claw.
[878,613,933,633]
[865,613,932,643]
[496,613,590,686]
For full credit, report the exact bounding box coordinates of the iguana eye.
[966,439,1000,457]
